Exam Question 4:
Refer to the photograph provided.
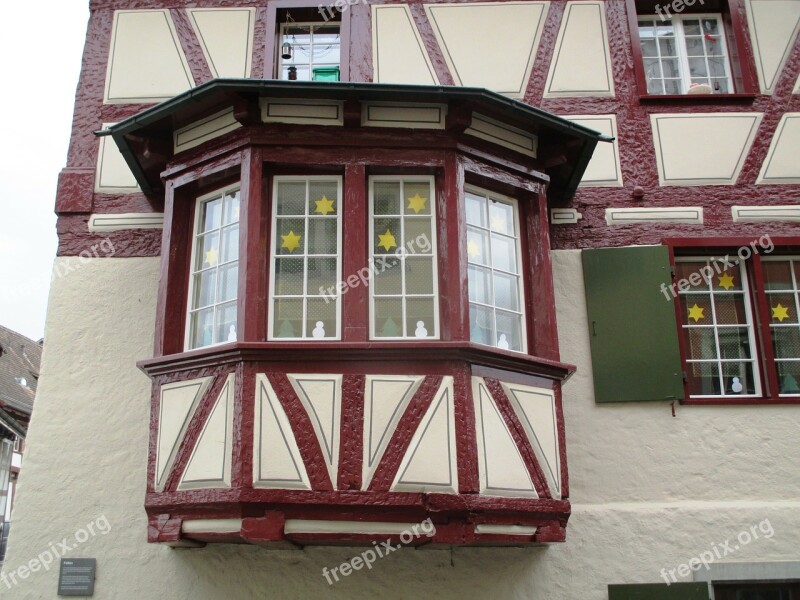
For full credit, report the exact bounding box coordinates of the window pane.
[777,361,800,395]
[715,295,748,325]
[276,218,306,255]
[496,310,523,351]
[222,190,240,225]
[467,227,490,266]
[403,181,432,216]
[275,258,304,296]
[220,225,239,263]
[470,304,495,346]
[489,201,514,235]
[197,232,220,270]
[491,234,518,274]
[215,302,237,343]
[661,58,681,78]
[313,44,339,63]
[680,293,711,325]
[405,218,432,250]
[468,265,492,305]
[307,298,336,339]
[772,327,800,359]
[405,257,434,295]
[465,192,487,227]
[374,218,401,254]
[307,219,337,254]
[493,272,520,311]
[685,327,718,360]
[664,79,682,94]
[307,257,337,294]
[373,256,402,295]
[374,298,403,338]
[683,19,701,35]
[309,180,338,214]
[722,361,756,395]
[273,299,303,338]
[640,38,657,58]
[201,198,222,232]
[276,181,307,215]
[190,308,214,349]
[218,263,238,303]
[658,37,677,57]
[406,298,435,338]
[763,261,794,290]
[687,361,721,396]
[685,37,704,56]
[193,270,217,309]
[374,182,401,215]
[718,327,753,360]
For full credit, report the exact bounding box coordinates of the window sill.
[682,396,800,406]
[138,340,575,382]
[639,93,757,103]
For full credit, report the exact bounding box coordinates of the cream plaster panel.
[96,124,139,193]
[179,374,234,490]
[795,73,800,93]
[564,115,622,186]
[288,374,342,489]
[651,113,763,185]
[757,113,800,183]
[88,213,164,232]
[732,205,800,222]
[260,98,344,126]
[156,377,212,490]
[472,378,538,498]
[187,8,255,78]
[424,2,548,97]
[362,375,423,489]
[744,0,800,94]
[362,103,448,129]
[174,108,242,154]
[544,1,615,98]
[391,377,457,494]
[3,252,800,600]
[253,374,312,490]
[104,10,194,104]
[372,5,439,85]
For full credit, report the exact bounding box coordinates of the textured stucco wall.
[2,253,799,599]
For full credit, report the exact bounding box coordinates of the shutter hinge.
[681,370,688,382]
[670,266,676,279]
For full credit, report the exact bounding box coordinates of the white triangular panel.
[501,382,561,498]
[179,374,235,490]
[288,374,342,489]
[372,5,439,85]
[745,0,800,94]
[104,10,195,103]
[188,8,255,78]
[254,375,311,490]
[757,113,800,184]
[156,377,212,490]
[472,377,537,498]
[544,1,615,98]
[362,375,424,489]
[96,123,139,193]
[391,377,458,494]
[424,2,548,97]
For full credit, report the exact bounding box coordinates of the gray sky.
[0,1,89,341]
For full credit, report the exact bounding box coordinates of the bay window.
[269,176,342,340]
[369,176,438,340]
[186,185,241,350]
[466,188,526,352]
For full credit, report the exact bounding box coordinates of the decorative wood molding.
[88,213,164,232]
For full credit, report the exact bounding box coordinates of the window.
[369,176,438,340]
[278,22,340,81]
[186,185,241,350]
[638,15,733,94]
[465,188,526,352]
[269,176,342,340]
[676,258,760,397]
[763,258,800,395]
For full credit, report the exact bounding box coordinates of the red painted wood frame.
[665,236,800,405]
[626,0,758,99]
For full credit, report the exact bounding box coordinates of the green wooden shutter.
[582,246,684,403]
[608,583,710,599]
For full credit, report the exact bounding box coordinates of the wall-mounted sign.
[58,558,96,596]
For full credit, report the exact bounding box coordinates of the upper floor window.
[369,176,439,340]
[269,176,342,340]
[466,188,526,352]
[638,15,733,94]
[279,22,341,81]
[187,185,240,350]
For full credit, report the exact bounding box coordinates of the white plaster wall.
[2,253,799,599]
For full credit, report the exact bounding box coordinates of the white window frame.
[677,257,762,398]
[268,175,343,341]
[185,183,241,351]
[637,14,734,95]
[278,21,341,81]
[465,186,527,354]
[368,175,440,341]
[761,256,800,397]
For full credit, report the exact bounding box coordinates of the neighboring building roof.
[98,79,613,201]
[0,325,41,421]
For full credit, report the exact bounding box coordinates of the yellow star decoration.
[281,231,302,253]
[314,196,335,215]
[467,239,481,259]
[377,229,397,252]
[718,273,735,290]
[407,193,428,214]
[204,247,219,266]
[688,304,705,322]
[772,303,790,322]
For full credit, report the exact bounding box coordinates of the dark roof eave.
[94,79,613,198]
